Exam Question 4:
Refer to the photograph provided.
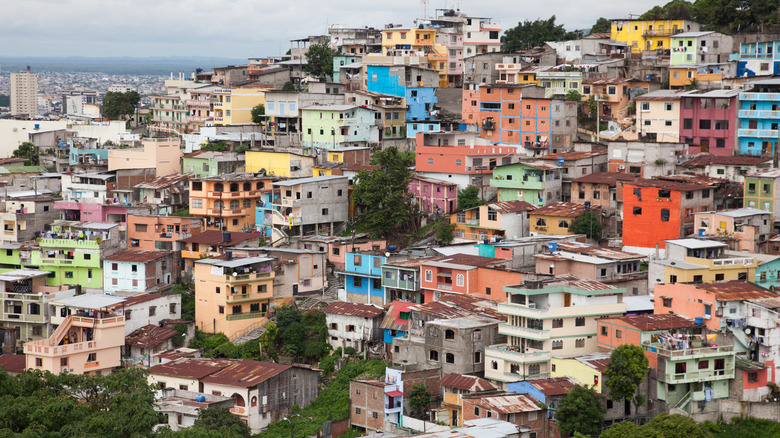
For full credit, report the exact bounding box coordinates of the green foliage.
[601,413,711,438]
[555,384,605,437]
[319,353,338,377]
[257,360,386,438]
[102,90,141,119]
[352,147,415,238]
[173,280,195,320]
[590,17,612,34]
[641,0,695,20]
[457,185,483,211]
[637,0,779,33]
[343,346,357,356]
[565,89,583,102]
[201,141,228,152]
[172,323,188,348]
[193,407,251,437]
[705,416,780,437]
[12,142,39,166]
[171,209,191,216]
[0,368,157,437]
[502,16,583,51]
[282,81,296,91]
[604,344,650,413]
[251,104,265,124]
[409,384,432,416]
[304,41,338,81]
[570,210,603,240]
[260,322,279,362]
[435,221,456,244]
[275,306,331,363]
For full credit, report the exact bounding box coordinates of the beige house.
[634,90,681,143]
[108,138,183,177]
[694,208,772,252]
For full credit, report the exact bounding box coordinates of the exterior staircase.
[230,317,272,344]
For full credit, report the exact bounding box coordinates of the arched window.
[456,274,464,287]
[445,353,455,363]
[429,350,439,361]
[445,329,455,340]
[214,200,224,210]
[251,396,257,407]
[214,183,223,192]
[234,394,245,407]
[230,200,240,209]
[230,183,239,192]
[243,182,251,191]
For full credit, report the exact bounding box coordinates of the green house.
[490,162,562,207]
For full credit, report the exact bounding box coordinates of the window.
[352,277,362,287]
[575,317,585,327]
[748,372,759,383]
[112,263,118,271]
[429,350,439,361]
[699,120,712,130]
[661,209,670,222]
[552,340,563,350]
[218,306,224,314]
[615,330,622,339]
[715,273,725,281]
[693,275,703,283]
[445,353,455,363]
[552,318,563,328]
[456,274,464,287]
[665,102,673,111]
[575,338,585,348]
[558,220,569,228]
[633,207,642,215]
[601,326,608,336]
[445,329,455,340]
[425,269,432,282]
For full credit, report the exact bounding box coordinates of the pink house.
[409,176,458,214]
[679,89,740,156]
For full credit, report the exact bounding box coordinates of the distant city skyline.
[2,0,665,59]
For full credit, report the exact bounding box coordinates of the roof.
[134,173,191,191]
[487,201,536,214]
[182,231,258,246]
[622,178,709,192]
[525,376,578,396]
[555,241,645,261]
[109,293,165,308]
[634,90,682,101]
[672,31,715,38]
[746,169,780,179]
[530,202,591,218]
[197,255,273,268]
[677,89,741,99]
[465,393,542,414]
[380,301,416,331]
[572,172,639,187]
[0,269,51,282]
[424,254,504,270]
[126,324,180,349]
[104,250,172,263]
[411,175,458,186]
[53,294,125,309]
[666,238,727,249]
[601,314,699,331]
[201,359,291,388]
[300,104,358,112]
[438,373,496,392]
[0,354,26,374]
[148,357,235,379]
[714,208,771,218]
[693,281,778,301]
[273,175,348,187]
[655,174,727,186]
[52,220,119,230]
[535,151,606,161]
[411,301,474,319]
[569,353,612,373]
[323,301,384,318]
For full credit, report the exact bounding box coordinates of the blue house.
[507,377,577,419]
[254,191,286,244]
[340,251,386,306]
[755,255,780,291]
[738,79,780,156]
[731,40,780,78]
[365,65,439,138]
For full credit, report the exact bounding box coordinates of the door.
[293,284,299,295]
[451,409,459,426]
[563,293,571,307]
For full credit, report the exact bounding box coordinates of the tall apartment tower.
[10,66,38,117]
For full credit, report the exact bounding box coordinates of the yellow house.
[528,202,590,235]
[550,353,610,393]
[669,65,726,88]
[634,90,681,143]
[213,87,269,126]
[194,255,275,340]
[245,150,315,178]
[611,19,700,53]
[381,28,437,52]
[651,239,757,286]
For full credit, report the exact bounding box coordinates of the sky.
[0,0,667,59]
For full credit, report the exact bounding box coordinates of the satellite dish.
[745,328,752,335]
[385,252,391,258]
[232,272,238,277]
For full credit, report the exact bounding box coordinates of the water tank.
[557,157,564,165]
[388,245,396,252]
[548,242,558,252]
[34,124,40,130]
[195,395,206,402]
[698,229,705,236]
[222,231,231,242]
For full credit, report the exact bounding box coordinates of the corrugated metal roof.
[323,301,384,318]
[536,151,606,161]
[526,376,578,396]
[530,202,592,218]
[601,314,699,331]
[411,301,473,319]
[556,241,645,261]
[488,201,536,214]
[148,357,235,379]
[438,373,496,392]
[622,178,709,191]
[695,281,778,301]
[126,324,180,349]
[201,359,291,387]
[182,231,258,245]
[655,174,727,186]
[104,250,172,263]
[572,171,639,187]
[134,173,192,191]
[465,393,542,414]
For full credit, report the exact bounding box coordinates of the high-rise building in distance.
[11,66,38,117]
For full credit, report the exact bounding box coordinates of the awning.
[387,390,403,397]
[436,271,452,278]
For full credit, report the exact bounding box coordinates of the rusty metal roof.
[201,359,291,388]
[323,301,384,318]
[694,281,778,301]
[104,250,173,263]
[526,376,578,396]
[680,154,772,168]
[109,293,165,308]
[411,301,474,319]
[464,393,542,414]
[572,172,639,187]
[134,173,192,191]
[380,301,415,331]
[182,231,258,245]
[622,178,709,192]
[530,202,592,218]
[536,151,606,161]
[439,373,496,392]
[147,357,235,379]
[750,297,780,309]
[543,274,617,291]
[600,314,699,331]
[655,174,728,187]
[556,241,645,261]
[125,324,180,349]
[571,353,612,373]
[424,254,505,269]
[352,379,388,388]
[488,201,536,214]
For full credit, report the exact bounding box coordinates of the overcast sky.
[1,0,665,59]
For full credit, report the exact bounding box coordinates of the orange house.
[189,174,276,232]
[127,215,204,251]
[418,254,521,302]
[621,179,714,250]
[597,314,701,369]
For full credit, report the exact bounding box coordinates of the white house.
[108,293,182,335]
[323,301,384,353]
[103,250,176,294]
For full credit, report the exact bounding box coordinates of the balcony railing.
[485,344,550,363]
[738,110,780,119]
[740,93,780,101]
[225,311,267,321]
[667,368,734,383]
[738,128,779,138]
[498,323,551,340]
[225,272,273,282]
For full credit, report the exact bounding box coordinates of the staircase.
[669,390,692,414]
[230,318,273,344]
[727,324,752,350]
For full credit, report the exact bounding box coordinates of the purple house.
[408,175,458,214]
[679,89,740,156]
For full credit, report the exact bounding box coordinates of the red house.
[679,89,740,156]
[408,176,458,214]
[621,179,714,250]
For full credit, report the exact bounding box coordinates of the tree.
[409,384,432,417]
[282,81,296,91]
[435,221,456,244]
[640,0,694,20]
[304,41,338,81]
[12,142,39,166]
[554,384,605,437]
[502,16,582,51]
[565,89,583,102]
[457,185,483,211]
[102,90,140,119]
[274,306,330,363]
[590,17,612,34]
[601,413,710,438]
[604,344,650,423]
[570,210,603,240]
[193,407,251,438]
[352,146,415,238]
[251,104,265,124]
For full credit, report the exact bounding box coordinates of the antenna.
[420,0,429,18]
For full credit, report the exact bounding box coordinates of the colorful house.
[188,173,273,233]
[490,161,562,206]
[181,151,245,178]
[634,90,682,143]
[273,175,349,237]
[339,251,386,306]
[737,79,780,156]
[648,239,757,290]
[451,201,536,241]
[678,89,739,155]
[744,169,780,219]
[529,202,591,236]
[301,105,379,150]
[408,176,458,214]
[670,32,733,67]
[581,78,651,120]
[381,258,428,304]
[621,179,714,250]
[418,254,521,302]
[244,150,315,178]
[438,373,497,426]
[536,70,582,98]
[213,87,268,125]
[103,250,176,294]
[610,19,700,53]
[484,276,626,382]
[731,40,780,78]
[693,208,772,252]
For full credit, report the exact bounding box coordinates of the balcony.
[225,311,267,321]
[207,208,245,217]
[740,93,780,101]
[738,110,780,119]
[208,190,262,199]
[737,128,779,138]
[437,283,453,290]
[39,238,100,249]
[187,115,212,123]
[485,344,550,364]
[186,99,211,107]
[225,271,273,282]
[465,218,480,226]
[498,323,550,340]
[666,368,734,384]
[226,291,272,303]
[649,343,733,359]
[642,29,681,37]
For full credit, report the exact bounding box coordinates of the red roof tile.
[526,376,578,396]
[0,354,26,373]
[126,324,180,349]
[438,373,496,392]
